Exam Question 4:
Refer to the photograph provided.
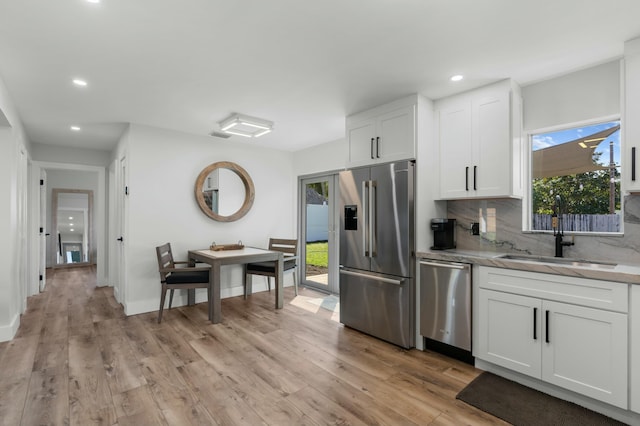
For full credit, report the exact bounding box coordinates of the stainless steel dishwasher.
[419,259,472,362]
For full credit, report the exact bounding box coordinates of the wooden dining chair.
[155,242,211,323]
[245,238,298,297]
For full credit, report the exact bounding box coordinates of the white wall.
[0,128,21,341]
[522,60,620,130]
[0,73,30,341]
[31,142,111,167]
[116,124,296,315]
[292,138,348,176]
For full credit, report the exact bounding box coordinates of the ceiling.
[1,0,639,153]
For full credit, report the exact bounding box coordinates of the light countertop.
[416,249,640,285]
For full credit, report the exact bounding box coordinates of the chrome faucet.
[552,195,574,257]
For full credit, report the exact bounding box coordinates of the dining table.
[187,247,284,323]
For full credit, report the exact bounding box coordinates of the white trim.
[525,114,621,135]
[31,161,108,286]
[122,281,291,316]
[523,115,623,234]
[0,312,20,343]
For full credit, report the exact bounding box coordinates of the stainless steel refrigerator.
[339,160,415,348]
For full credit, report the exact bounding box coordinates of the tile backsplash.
[447,195,640,264]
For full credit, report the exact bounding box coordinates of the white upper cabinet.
[435,79,523,199]
[624,37,640,192]
[346,96,416,167]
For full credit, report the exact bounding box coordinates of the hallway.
[0,267,501,425]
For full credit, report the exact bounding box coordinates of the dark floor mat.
[456,372,628,426]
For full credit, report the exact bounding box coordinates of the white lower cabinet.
[477,267,628,409]
[478,289,541,377]
[541,300,627,407]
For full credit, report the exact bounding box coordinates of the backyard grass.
[306,241,328,267]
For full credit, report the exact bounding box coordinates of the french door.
[299,174,338,294]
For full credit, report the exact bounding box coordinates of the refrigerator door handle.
[362,180,369,257]
[370,180,377,257]
[339,269,404,285]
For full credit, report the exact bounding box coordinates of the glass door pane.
[301,175,338,294]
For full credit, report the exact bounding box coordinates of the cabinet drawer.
[479,266,628,313]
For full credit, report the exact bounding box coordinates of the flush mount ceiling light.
[450,74,464,82]
[72,78,87,87]
[218,113,273,138]
[70,126,81,131]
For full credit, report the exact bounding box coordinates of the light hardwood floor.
[0,266,506,426]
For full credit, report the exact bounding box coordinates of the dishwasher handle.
[419,260,468,270]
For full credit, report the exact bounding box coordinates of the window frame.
[522,114,623,236]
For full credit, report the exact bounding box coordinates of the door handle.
[533,307,537,340]
[545,310,550,343]
[465,167,469,191]
[370,138,375,159]
[370,180,377,257]
[419,260,467,270]
[362,181,369,257]
[376,137,380,158]
[473,165,477,190]
[117,237,124,242]
[632,147,636,182]
[339,269,404,285]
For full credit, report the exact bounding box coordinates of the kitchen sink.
[499,254,617,269]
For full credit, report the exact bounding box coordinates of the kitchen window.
[529,119,621,233]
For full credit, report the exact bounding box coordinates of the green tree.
[532,169,620,215]
[307,182,328,199]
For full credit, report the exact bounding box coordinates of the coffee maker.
[430,218,456,250]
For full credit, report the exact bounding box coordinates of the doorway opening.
[299,174,338,294]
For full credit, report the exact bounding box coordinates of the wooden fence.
[533,214,620,233]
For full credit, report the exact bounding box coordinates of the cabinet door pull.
[533,307,537,340]
[370,138,375,159]
[376,137,380,158]
[545,310,550,343]
[473,165,477,190]
[632,147,636,182]
[465,167,469,191]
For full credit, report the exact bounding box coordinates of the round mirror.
[195,161,255,222]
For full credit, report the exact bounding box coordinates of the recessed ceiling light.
[70,126,81,131]
[72,79,88,87]
[70,229,75,232]
[68,216,73,220]
[86,0,100,3]
[450,75,464,82]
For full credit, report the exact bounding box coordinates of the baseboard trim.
[123,281,285,316]
[0,312,20,342]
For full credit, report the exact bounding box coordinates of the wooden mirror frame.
[194,161,255,222]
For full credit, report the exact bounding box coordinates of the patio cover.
[532,125,620,179]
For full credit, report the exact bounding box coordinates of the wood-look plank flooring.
[0,266,507,425]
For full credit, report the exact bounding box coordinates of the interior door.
[301,174,338,294]
[115,155,128,304]
[39,168,47,291]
